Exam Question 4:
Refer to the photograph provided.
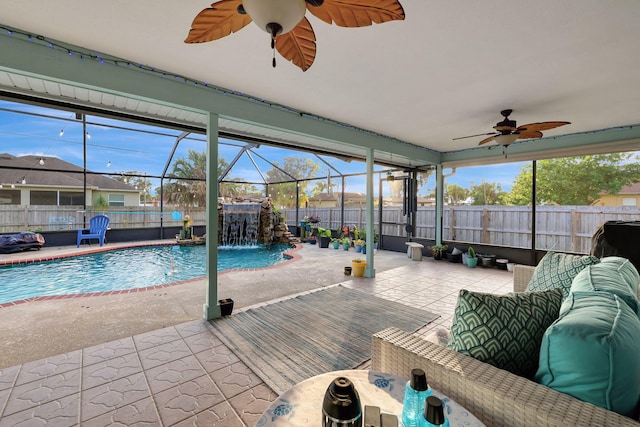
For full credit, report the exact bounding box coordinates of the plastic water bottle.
[401,368,432,427]
[420,396,449,427]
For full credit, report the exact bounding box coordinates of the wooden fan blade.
[516,130,543,139]
[452,132,497,141]
[516,121,571,133]
[276,17,316,71]
[185,0,251,43]
[307,0,405,27]
[478,135,497,145]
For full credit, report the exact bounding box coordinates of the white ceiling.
[2,0,640,162]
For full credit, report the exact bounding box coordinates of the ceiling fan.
[185,0,405,71]
[453,109,571,147]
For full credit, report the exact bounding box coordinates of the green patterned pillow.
[448,288,563,379]
[525,252,600,300]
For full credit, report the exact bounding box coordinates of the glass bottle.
[401,368,432,427]
[420,396,449,427]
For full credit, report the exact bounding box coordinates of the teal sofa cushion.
[448,288,562,378]
[535,292,640,417]
[570,256,639,314]
[526,252,600,300]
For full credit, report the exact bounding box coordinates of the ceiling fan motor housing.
[494,119,517,132]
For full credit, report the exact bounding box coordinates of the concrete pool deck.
[0,240,428,369]
[0,240,514,425]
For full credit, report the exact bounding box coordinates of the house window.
[59,191,84,205]
[30,190,57,205]
[108,194,125,207]
[622,197,637,206]
[0,189,21,205]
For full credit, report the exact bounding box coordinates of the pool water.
[0,244,292,304]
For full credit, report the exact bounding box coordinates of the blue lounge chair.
[77,215,110,247]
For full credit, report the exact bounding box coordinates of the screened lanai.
[2,94,639,320]
[0,97,427,236]
[2,5,640,320]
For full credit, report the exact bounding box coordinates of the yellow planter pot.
[351,261,367,277]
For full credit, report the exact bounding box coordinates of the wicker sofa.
[371,265,639,427]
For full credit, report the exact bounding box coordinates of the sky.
[0,100,525,196]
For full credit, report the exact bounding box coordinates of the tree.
[444,184,469,205]
[265,156,321,208]
[312,176,339,197]
[161,150,228,208]
[506,153,640,205]
[469,181,507,205]
[220,180,261,198]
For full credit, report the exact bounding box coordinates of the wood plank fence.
[1,205,637,254]
[0,206,206,234]
[284,205,640,253]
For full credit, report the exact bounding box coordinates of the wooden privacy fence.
[0,205,637,253]
[0,206,206,234]
[284,205,639,253]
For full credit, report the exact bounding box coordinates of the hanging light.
[59,129,64,137]
[495,133,518,146]
[242,0,307,36]
[39,157,45,166]
[107,161,111,167]
[20,177,26,185]
[86,131,91,140]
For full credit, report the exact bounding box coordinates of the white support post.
[365,147,375,278]
[435,164,444,246]
[203,112,221,320]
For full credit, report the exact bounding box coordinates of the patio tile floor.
[0,244,514,426]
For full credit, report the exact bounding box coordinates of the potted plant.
[341,237,351,251]
[351,258,367,277]
[354,239,364,253]
[430,244,448,260]
[466,246,478,268]
[331,237,341,249]
[180,215,193,240]
[317,227,332,248]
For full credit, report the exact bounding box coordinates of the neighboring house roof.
[599,182,640,196]
[0,153,136,191]
[618,183,640,194]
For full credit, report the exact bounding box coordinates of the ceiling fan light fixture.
[495,133,518,146]
[243,0,307,35]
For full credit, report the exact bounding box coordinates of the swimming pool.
[0,243,293,304]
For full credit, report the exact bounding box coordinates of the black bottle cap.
[425,396,445,425]
[410,368,428,391]
[322,377,362,421]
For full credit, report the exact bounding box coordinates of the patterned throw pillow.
[525,252,600,300]
[448,288,563,379]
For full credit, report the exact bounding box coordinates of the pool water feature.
[0,243,292,304]
[222,203,261,246]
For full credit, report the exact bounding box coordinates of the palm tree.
[164,150,223,208]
